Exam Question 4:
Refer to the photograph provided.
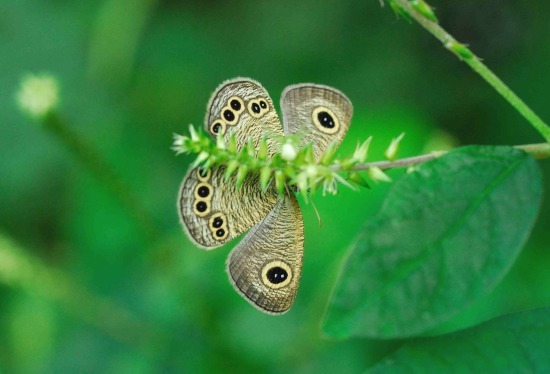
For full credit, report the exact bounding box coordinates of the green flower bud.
[385,133,405,161]
[260,166,272,191]
[368,166,392,183]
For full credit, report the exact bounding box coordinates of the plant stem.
[388,0,550,144]
[334,143,550,171]
[44,113,160,243]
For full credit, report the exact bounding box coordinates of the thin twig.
[334,143,550,171]
[388,0,550,144]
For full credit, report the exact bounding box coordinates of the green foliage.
[323,146,542,338]
[1,0,549,372]
[173,125,380,196]
[367,307,550,373]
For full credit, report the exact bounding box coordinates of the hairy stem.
[335,143,550,171]
[388,0,550,144]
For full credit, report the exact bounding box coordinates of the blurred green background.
[1,0,549,372]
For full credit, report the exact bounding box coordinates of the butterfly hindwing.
[178,166,278,249]
[226,193,304,314]
[280,83,353,161]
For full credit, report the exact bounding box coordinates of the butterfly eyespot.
[261,261,292,289]
[227,96,244,114]
[209,212,225,229]
[223,109,235,121]
[209,213,228,240]
[318,112,334,128]
[196,201,207,212]
[312,107,340,134]
[194,182,213,200]
[193,199,211,217]
[230,99,241,111]
[247,100,265,118]
[197,167,211,182]
[213,216,223,228]
[210,121,225,135]
[259,100,267,109]
[267,267,287,283]
[214,226,228,240]
[198,186,210,197]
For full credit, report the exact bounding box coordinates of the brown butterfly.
[178,78,352,314]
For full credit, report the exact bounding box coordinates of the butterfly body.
[178,78,352,314]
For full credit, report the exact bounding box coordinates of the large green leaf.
[367,307,550,373]
[323,146,542,338]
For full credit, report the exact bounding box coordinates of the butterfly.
[178,78,352,314]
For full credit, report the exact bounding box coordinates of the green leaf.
[348,172,371,189]
[367,308,550,373]
[323,146,542,339]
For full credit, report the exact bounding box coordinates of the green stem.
[44,113,160,243]
[388,0,550,144]
[338,143,550,171]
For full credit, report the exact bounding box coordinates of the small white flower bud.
[305,165,318,178]
[173,134,185,147]
[16,73,59,120]
[281,142,297,161]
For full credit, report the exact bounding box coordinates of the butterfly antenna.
[310,198,323,228]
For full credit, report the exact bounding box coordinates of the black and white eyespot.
[220,98,243,126]
[312,106,340,134]
[249,101,261,114]
[222,108,237,125]
[210,120,226,135]
[193,199,211,217]
[261,261,292,289]
[197,167,211,182]
[209,213,224,228]
[209,212,229,240]
[194,182,213,200]
[228,96,244,114]
[247,98,268,119]
[214,228,227,240]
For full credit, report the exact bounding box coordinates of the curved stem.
[388,0,550,144]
